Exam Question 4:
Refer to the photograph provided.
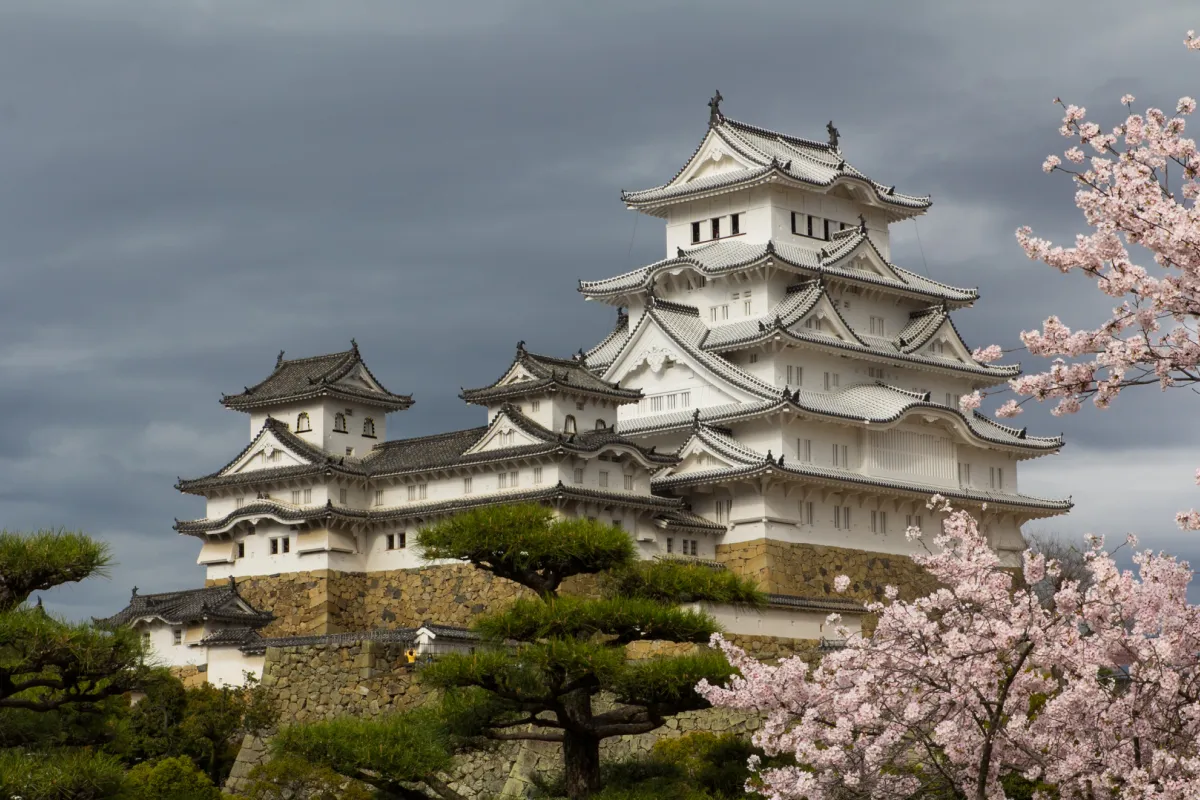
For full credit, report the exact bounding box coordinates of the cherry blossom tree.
[699,497,1200,800]
[969,32,1200,529]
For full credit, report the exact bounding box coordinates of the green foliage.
[421,638,627,700]
[603,560,765,607]
[273,706,459,796]
[116,672,277,785]
[230,753,375,800]
[0,748,128,800]
[475,595,718,645]
[533,732,767,800]
[124,755,221,800]
[0,529,112,611]
[608,650,735,710]
[417,504,637,594]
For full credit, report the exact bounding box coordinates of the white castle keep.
[106,96,1070,683]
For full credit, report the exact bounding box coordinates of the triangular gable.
[332,362,385,394]
[460,408,547,456]
[673,129,759,187]
[222,425,316,477]
[601,315,749,405]
[913,318,972,363]
[666,436,745,476]
[824,234,907,284]
[793,294,861,344]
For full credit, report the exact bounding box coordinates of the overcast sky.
[9,1,1200,617]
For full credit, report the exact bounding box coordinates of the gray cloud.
[5,0,1200,615]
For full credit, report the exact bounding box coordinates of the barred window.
[334,413,347,433]
[296,412,311,432]
[363,418,376,437]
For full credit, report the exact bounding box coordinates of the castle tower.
[580,96,1071,600]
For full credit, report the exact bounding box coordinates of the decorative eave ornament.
[708,90,724,127]
[827,120,840,150]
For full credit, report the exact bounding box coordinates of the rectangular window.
[374,489,384,506]
[345,447,354,457]
[531,400,541,412]
[281,537,290,554]
[292,490,300,504]
[946,393,956,408]
[398,532,406,548]
[823,218,831,240]
[407,484,428,501]
[612,519,623,529]
[237,542,245,559]
[680,391,691,406]
[787,365,802,386]
[498,472,508,489]
[958,462,971,487]
[731,213,741,235]
[801,501,814,525]
[709,307,717,322]
[303,488,312,504]
[790,211,798,235]
[599,471,609,488]
[574,468,584,484]
[691,540,698,556]
[748,353,758,364]
[463,477,473,494]
[173,629,182,646]
[798,438,812,463]
[871,510,888,534]
[743,290,752,316]
[510,470,518,487]
[666,537,674,554]
[990,467,1003,490]
[533,466,543,484]
[715,498,732,524]
[906,515,923,533]
[691,221,701,244]
[235,496,244,508]
[386,533,395,550]
[339,488,348,504]
[142,631,151,647]
[270,538,279,555]
[823,372,840,391]
[807,215,814,237]
[870,316,886,336]
[624,474,634,490]
[804,317,823,332]
[650,395,663,412]
[834,506,851,530]
[832,444,848,467]
[667,393,677,410]
[711,218,720,239]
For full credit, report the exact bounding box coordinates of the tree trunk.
[561,691,602,800]
[562,730,602,800]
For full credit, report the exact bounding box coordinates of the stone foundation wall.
[218,567,603,636]
[169,663,208,689]
[224,636,771,798]
[716,539,938,603]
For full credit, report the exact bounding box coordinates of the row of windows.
[666,537,700,556]
[790,212,848,241]
[690,214,742,244]
[559,415,609,435]
[639,391,691,414]
[294,411,376,437]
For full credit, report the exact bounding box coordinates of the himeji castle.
[105,95,1071,684]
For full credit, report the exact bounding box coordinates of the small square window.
[173,629,182,646]
[345,447,354,457]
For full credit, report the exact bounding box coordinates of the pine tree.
[279,504,763,800]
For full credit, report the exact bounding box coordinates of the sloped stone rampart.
[223,635,815,797]
[716,539,938,603]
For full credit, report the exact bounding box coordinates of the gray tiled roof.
[198,627,264,647]
[221,342,413,412]
[176,417,361,494]
[584,310,631,370]
[766,594,868,614]
[461,344,641,405]
[617,384,1060,451]
[174,498,371,535]
[99,581,273,628]
[580,233,978,306]
[654,508,726,533]
[366,482,685,523]
[622,117,931,215]
[653,429,1071,515]
[240,627,419,655]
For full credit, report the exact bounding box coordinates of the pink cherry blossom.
[832,575,850,593]
[699,501,1200,800]
[971,344,1003,363]
[958,391,982,411]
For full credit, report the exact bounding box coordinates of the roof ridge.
[721,117,836,154]
[277,349,354,367]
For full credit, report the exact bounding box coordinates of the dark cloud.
[5,0,1200,615]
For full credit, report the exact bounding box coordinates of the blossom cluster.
[698,498,1200,800]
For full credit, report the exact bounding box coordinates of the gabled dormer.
[461,343,641,432]
[220,341,411,456]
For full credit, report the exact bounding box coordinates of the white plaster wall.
[206,648,265,688]
[699,603,863,641]
[139,621,206,667]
